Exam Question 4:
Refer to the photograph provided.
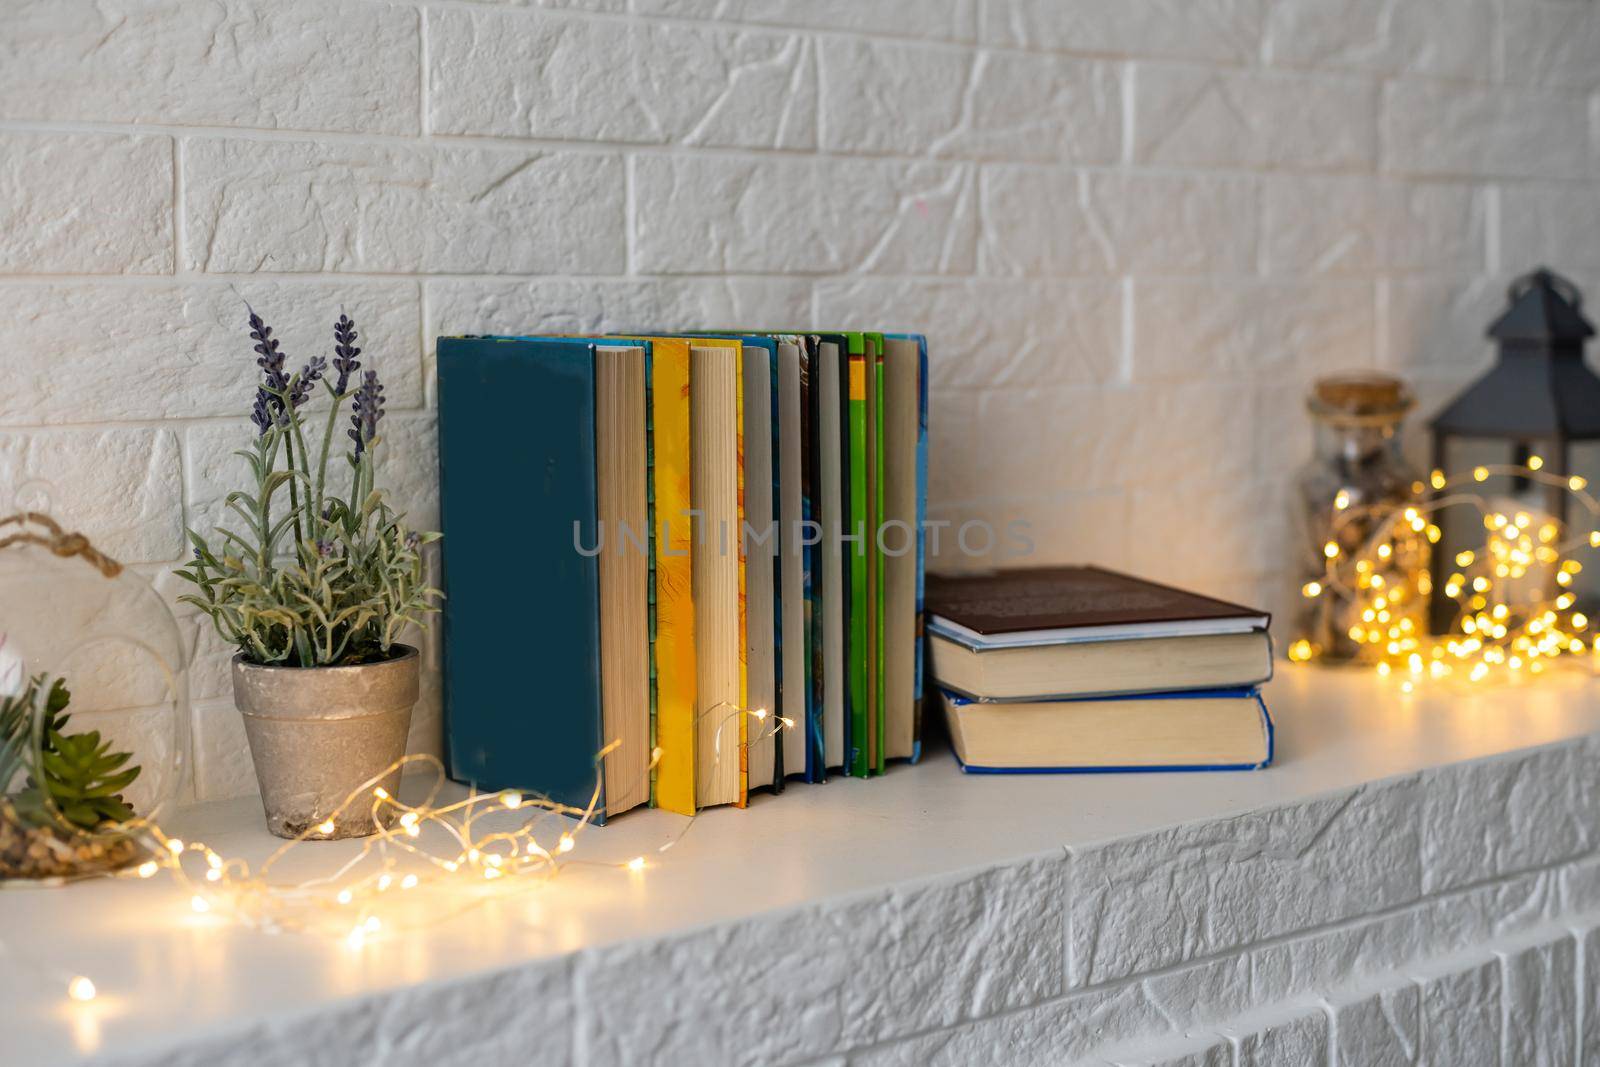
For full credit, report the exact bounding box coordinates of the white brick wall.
[2,1,1598,813]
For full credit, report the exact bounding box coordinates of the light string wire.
[5,688,793,1001]
[1290,459,1600,687]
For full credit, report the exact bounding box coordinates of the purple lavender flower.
[288,356,328,409]
[249,309,289,398]
[349,369,385,458]
[250,387,273,436]
[333,315,361,395]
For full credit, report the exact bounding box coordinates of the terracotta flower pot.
[231,646,418,840]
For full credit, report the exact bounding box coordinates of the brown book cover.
[926,566,1268,636]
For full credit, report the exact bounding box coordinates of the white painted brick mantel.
[5,667,1600,1066]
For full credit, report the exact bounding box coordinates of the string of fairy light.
[11,701,791,1005]
[1289,458,1600,689]
[24,463,1600,1010]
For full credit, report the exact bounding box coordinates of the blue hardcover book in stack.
[924,567,1275,773]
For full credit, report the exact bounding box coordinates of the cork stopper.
[1307,373,1413,424]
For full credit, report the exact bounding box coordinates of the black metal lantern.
[1428,267,1600,632]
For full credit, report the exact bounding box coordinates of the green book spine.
[847,336,868,778]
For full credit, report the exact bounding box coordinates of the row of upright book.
[437,332,928,821]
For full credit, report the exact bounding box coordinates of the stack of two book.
[436,332,928,823]
[926,567,1276,773]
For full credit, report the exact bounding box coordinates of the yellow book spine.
[644,339,697,816]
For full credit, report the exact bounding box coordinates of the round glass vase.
[1293,375,1430,664]
[0,512,190,883]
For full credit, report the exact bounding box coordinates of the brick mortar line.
[3,118,1590,192]
[354,0,1575,96]
[0,270,1519,287]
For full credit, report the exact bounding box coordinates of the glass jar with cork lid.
[1292,374,1430,664]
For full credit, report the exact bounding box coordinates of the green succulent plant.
[1,674,142,830]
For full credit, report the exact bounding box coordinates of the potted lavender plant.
[177,311,440,839]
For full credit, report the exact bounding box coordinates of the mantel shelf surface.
[6,666,1600,1065]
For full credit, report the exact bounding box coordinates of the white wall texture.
[2,0,1600,802]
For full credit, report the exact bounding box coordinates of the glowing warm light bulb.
[67,977,96,1003]
[1287,639,1313,663]
[752,708,768,721]
[337,889,354,905]
[190,895,210,914]
[1572,476,1588,491]
[401,874,419,890]
[626,856,646,872]
[316,820,337,836]
[1573,614,1589,630]
[1430,469,1446,489]
[780,717,796,729]
[1334,490,1351,510]
[1528,454,1544,471]
[1302,581,1322,598]
[501,792,523,810]
[1455,550,1474,566]
[166,838,185,855]
[1323,541,1340,559]
[557,834,575,854]
[378,873,393,891]
[205,868,222,882]
[137,861,158,879]
[1473,466,1490,482]
[372,787,390,801]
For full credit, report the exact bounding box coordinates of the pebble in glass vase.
[1293,374,1430,664]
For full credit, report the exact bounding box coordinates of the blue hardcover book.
[940,687,1274,774]
[437,336,653,822]
[894,333,929,764]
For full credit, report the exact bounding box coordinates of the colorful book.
[882,335,922,762]
[775,338,807,783]
[686,339,748,809]
[437,336,651,821]
[616,337,698,815]
[941,687,1274,774]
[926,567,1273,702]
[816,336,848,773]
[843,332,868,776]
